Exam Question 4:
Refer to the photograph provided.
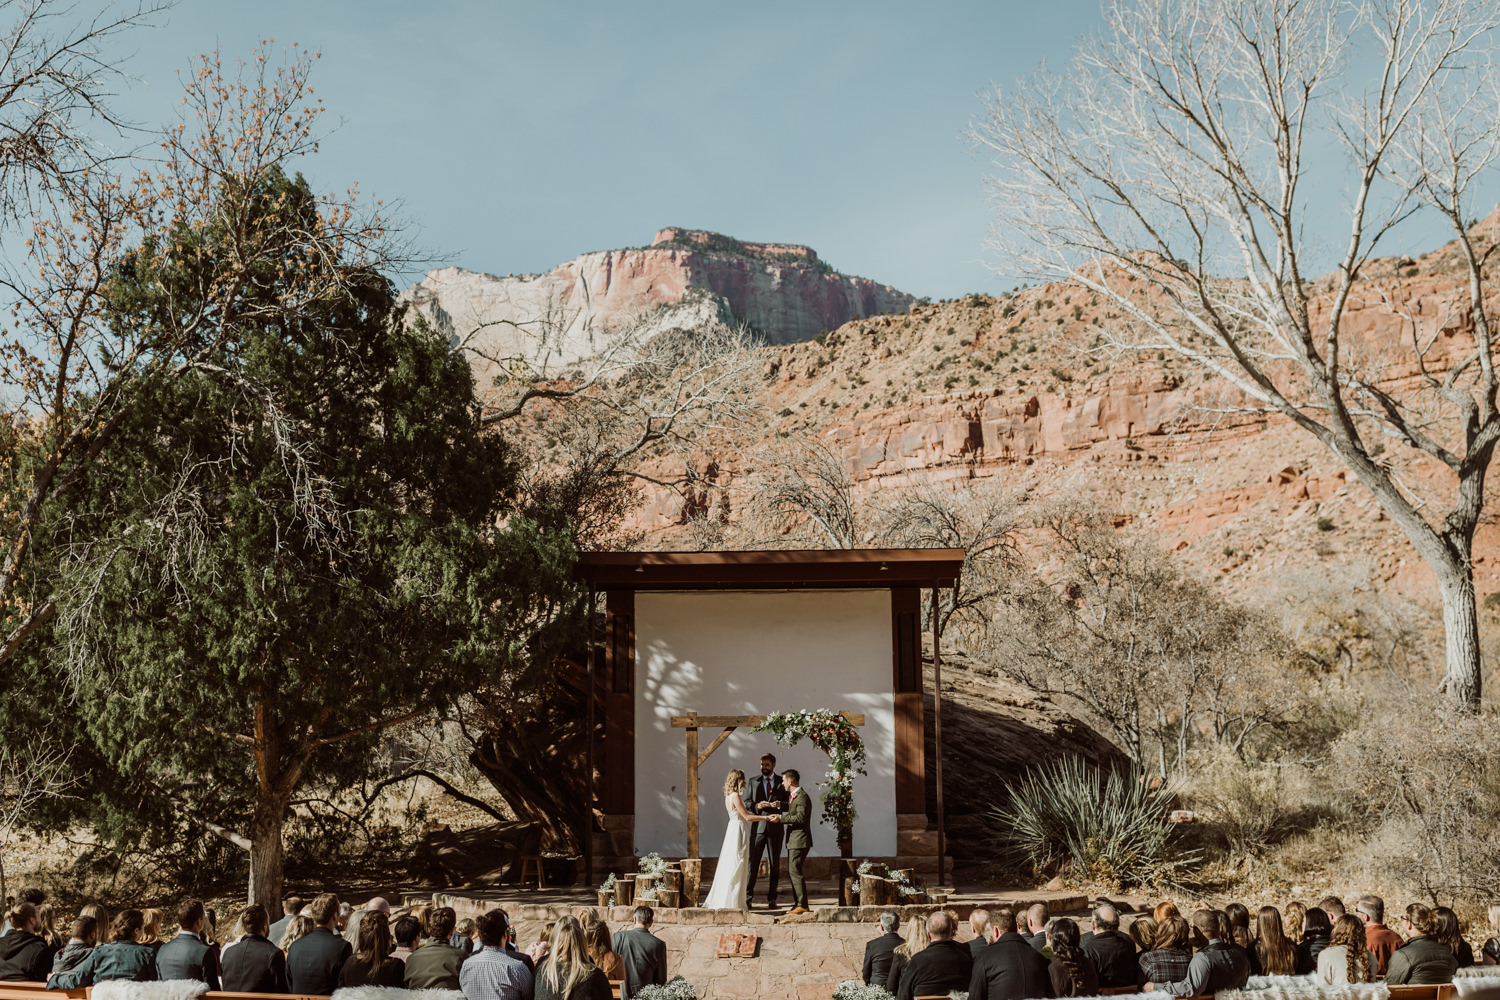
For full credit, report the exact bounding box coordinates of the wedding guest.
[1128,916,1157,955]
[1254,906,1298,977]
[1048,918,1099,998]
[2,890,43,936]
[406,907,464,990]
[1025,904,1051,952]
[337,910,403,989]
[1434,907,1475,968]
[35,905,60,952]
[581,919,623,985]
[1321,897,1347,922]
[887,914,929,999]
[1083,904,1136,988]
[1316,914,1376,985]
[1484,904,1500,965]
[528,923,555,965]
[1150,910,1249,996]
[278,915,313,954]
[1387,904,1459,985]
[51,916,98,978]
[156,900,220,989]
[1297,907,1333,974]
[611,907,665,1000]
[863,911,904,988]
[535,916,609,1000]
[460,909,534,1000]
[1138,916,1191,990]
[896,911,972,1000]
[970,909,994,959]
[1284,902,1308,946]
[1223,903,1258,974]
[286,894,351,994]
[455,917,478,957]
[968,906,1051,1000]
[47,910,156,989]
[221,904,288,995]
[139,910,164,952]
[79,906,108,934]
[1153,902,1182,925]
[0,903,60,981]
[268,898,303,947]
[391,916,421,964]
[1357,894,1404,975]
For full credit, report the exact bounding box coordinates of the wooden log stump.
[838,860,859,906]
[597,891,611,908]
[860,875,899,907]
[657,888,680,908]
[661,868,682,892]
[614,875,635,907]
[680,859,702,907]
[634,874,657,904]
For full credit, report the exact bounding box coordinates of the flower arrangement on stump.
[754,709,867,856]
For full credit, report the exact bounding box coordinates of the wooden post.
[680,858,702,907]
[932,583,946,889]
[685,712,700,860]
[585,582,596,888]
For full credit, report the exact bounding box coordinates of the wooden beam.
[697,727,737,767]
[671,712,865,728]
[932,583,946,889]
[686,714,700,859]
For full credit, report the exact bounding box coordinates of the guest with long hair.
[1255,906,1298,976]
[1434,907,1475,968]
[1298,907,1333,974]
[1047,917,1099,998]
[1138,915,1191,989]
[338,910,402,988]
[536,916,609,1000]
[1153,902,1182,925]
[1224,903,1258,974]
[278,915,313,954]
[0,902,59,981]
[138,910,164,951]
[582,919,624,983]
[1129,916,1158,955]
[887,914,930,999]
[47,909,156,989]
[1317,915,1375,985]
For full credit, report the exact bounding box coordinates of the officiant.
[743,752,790,908]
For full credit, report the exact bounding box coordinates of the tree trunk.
[247,798,288,911]
[1436,559,1483,711]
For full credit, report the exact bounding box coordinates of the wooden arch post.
[671,711,865,859]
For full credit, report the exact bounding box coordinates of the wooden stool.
[517,854,546,889]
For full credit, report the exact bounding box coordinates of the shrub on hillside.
[990,756,1195,890]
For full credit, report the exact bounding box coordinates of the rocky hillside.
[626,219,1500,613]
[403,228,914,385]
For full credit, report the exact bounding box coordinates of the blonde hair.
[139,909,164,946]
[279,914,314,953]
[895,914,930,960]
[542,915,596,997]
[724,769,746,795]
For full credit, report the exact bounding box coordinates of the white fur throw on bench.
[331,988,465,1000]
[90,981,208,1000]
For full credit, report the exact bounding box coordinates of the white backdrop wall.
[634,589,896,858]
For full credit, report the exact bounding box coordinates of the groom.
[744,753,789,909]
[770,768,813,914]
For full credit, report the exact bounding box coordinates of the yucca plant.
[990,756,1197,889]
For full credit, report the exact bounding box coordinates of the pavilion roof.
[573,547,964,590]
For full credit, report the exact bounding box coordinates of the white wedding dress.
[702,793,750,910]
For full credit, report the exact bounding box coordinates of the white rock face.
[400,232,914,383]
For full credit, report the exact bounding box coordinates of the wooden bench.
[0,987,328,1000]
[1389,986,1458,1000]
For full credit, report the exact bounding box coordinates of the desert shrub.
[1189,753,1287,858]
[991,756,1194,889]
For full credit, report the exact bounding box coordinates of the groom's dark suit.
[743,769,789,905]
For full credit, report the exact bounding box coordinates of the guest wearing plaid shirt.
[1137,915,1192,989]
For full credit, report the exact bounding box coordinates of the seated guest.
[1321,896,1347,922]
[1484,904,1500,966]
[36,905,60,953]
[968,906,1051,1000]
[1297,907,1333,975]
[268,897,303,948]
[1083,904,1136,988]
[1048,918,1099,998]
[453,917,477,957]
[581,919,623,985]
[460,909,535,1000]
[51,916,98,978]
[534,916,609,1000]
[278,915,313,954]
[528,923,554,965]
[286,893,352,993]
[1317,914,1376,985]
[2,890,43,936]
[1128,916,1157,955]
[610,907,665,1000]
[1153,902,1181,925]
[338,910,403,988]
[139,910,164,952]
[221,904,287,994]
[406,907,465,990]
[1357,893,1404,975]
[392,915,421,964]
[1025,904,1051,952]
[1150,909,1249,997]
[1388,903,1459,985]
[1138,915,1191,990]
[1255,906,1299,977]
[970,909,994,959]
[887,914,928,1000]
[1223,903,1258,974]
[1435,907,1475,968]
[47,910,156,989]
[862,910,903,988]
[897,911,972,1000]
[156,900,219,989]
[0,902,61,981]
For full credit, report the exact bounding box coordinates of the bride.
[702,769,768,910]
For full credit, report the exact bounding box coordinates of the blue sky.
[107,0,1106,300]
